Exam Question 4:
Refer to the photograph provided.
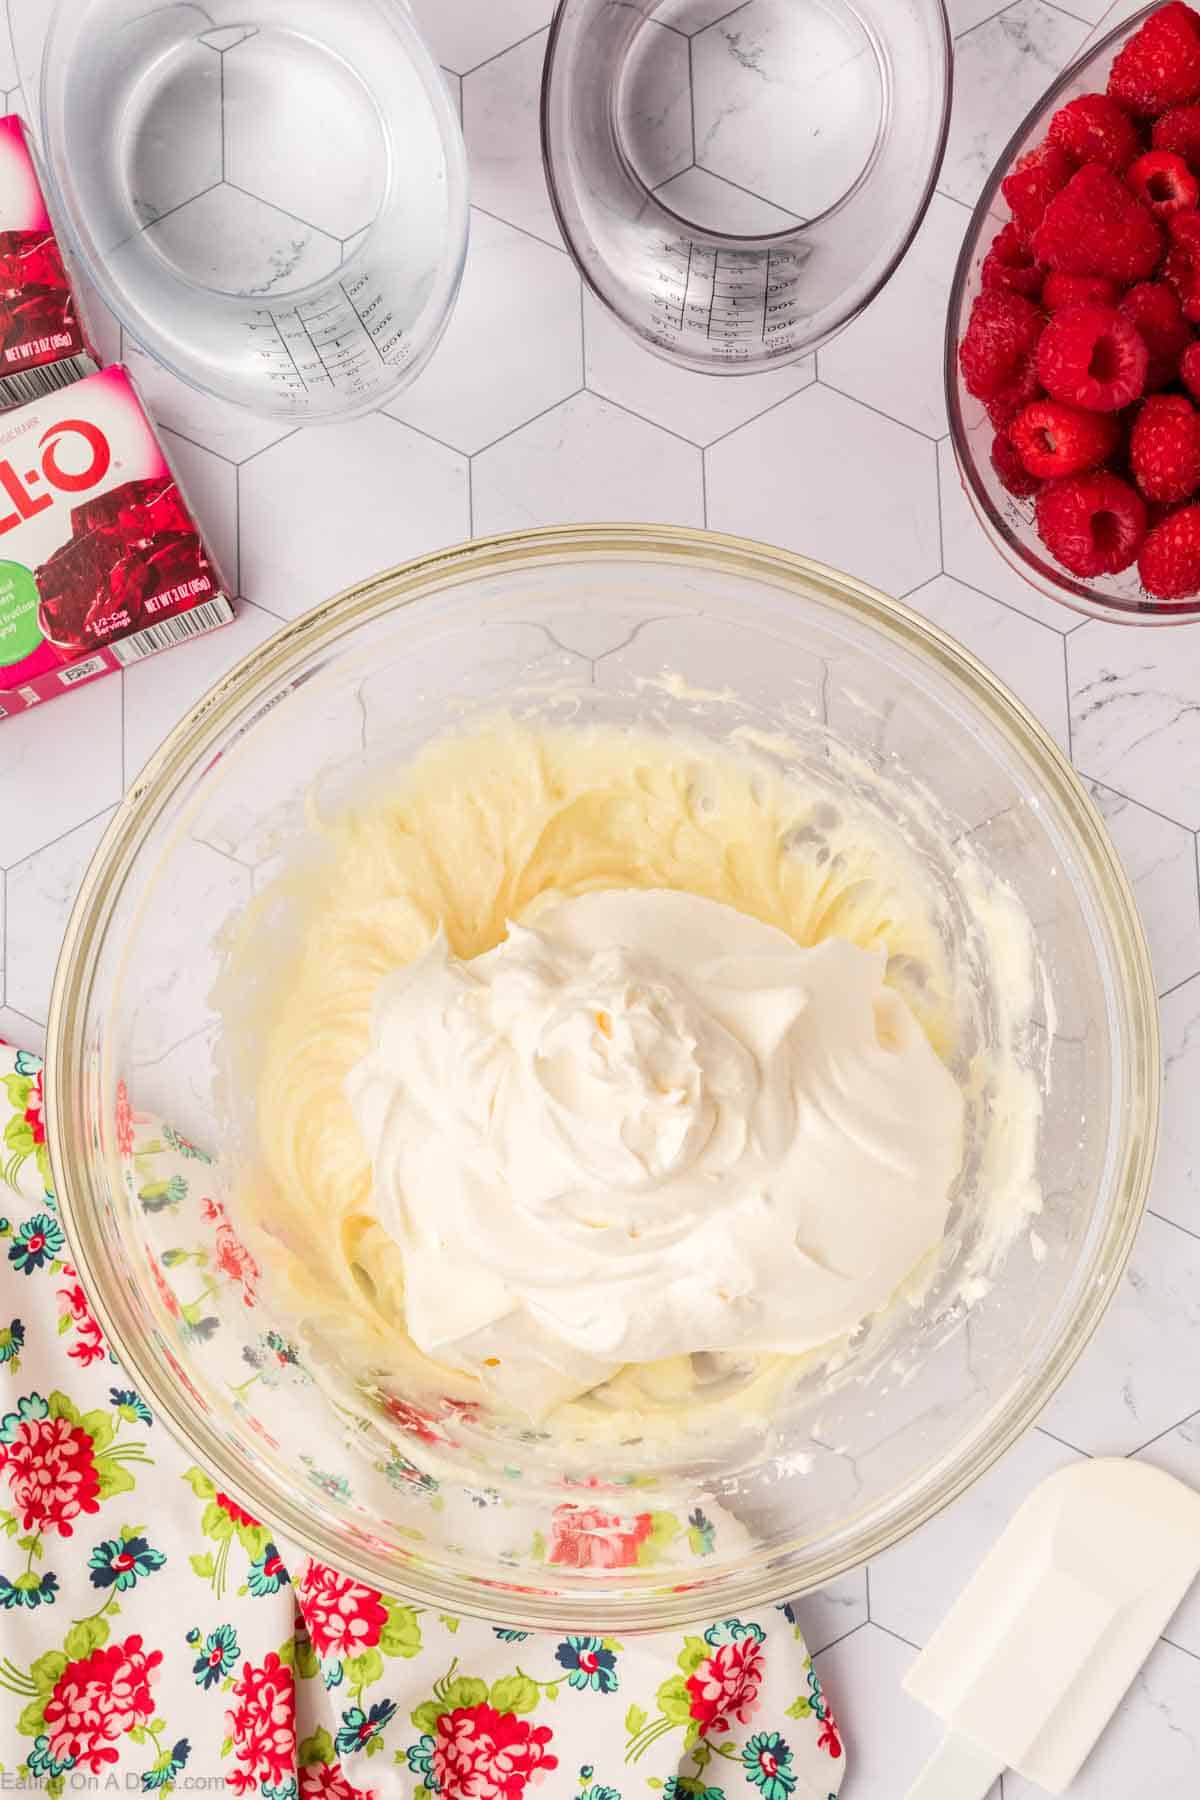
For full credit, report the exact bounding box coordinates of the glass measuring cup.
[542,0,951,374]
[39,0,469,420]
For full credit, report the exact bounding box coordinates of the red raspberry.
[1130,391,1200,500]
[1165,207,1200,315]
[982,222,1043,298]
[1152,101,1200,172]
[1042,271,1119,309]
[959,289,1044,401]
[991,431,1042,497]
[1180,338,1200,395]
[1138,501,1200,594]
[984,361,1043,432]
[1036,471,1148,575]
[1010,399,1118,478]
[1032,164,1163,282]
[1035,304,1148,410]
[1163,241,1198,307]
[1117,275,1188,339]
[1001,141,1076,241]
[1109,1,1200,115]
[1126,147,1200,214]
[1048,93,1141,171]
[1118,279,1192,385]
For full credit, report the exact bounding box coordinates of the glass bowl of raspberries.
[948,0,1200,620]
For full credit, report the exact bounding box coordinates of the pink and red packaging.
[0,115,236,719]
[0,365,234,720]
[0,114,95,406]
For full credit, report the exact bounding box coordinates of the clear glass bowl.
[542,0,951,373]
[38,0,469,421]
[945,1,1200,624]
[47,525,1158,1628]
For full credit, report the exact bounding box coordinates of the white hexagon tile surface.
[3,0,1200,1793]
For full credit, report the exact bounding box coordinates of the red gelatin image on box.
[0,365,233,721]
[71,474,194,543]
[37,473,214,655]
[0,117,92,395]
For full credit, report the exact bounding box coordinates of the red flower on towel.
[431,1703,557,1800]
[300,1761,377,1800]
[0,1400,101,1537]
[296,1559,388,1659]
[42,1633,160,1772]
[225,1651,296,1792]
[686,1637,766,1738]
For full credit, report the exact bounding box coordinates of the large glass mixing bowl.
[46,525,1158,1629]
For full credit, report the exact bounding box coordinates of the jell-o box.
[0,365,234,720]
[0,115,96,408]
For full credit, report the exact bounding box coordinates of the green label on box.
[0,560,40,664]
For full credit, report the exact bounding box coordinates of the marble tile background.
[2,0,1199,1792]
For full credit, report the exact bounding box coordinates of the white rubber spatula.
[902,1458,1200,1798]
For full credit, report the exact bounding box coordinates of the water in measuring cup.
[45,0,467,418]
[617,0,885,361]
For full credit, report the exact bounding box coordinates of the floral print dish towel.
[0,1041,846,1800]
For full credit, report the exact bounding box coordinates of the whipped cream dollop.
[345,889,965,1417]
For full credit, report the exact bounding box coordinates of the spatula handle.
[905,1732,1004,1800]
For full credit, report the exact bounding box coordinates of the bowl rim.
[942,0,1200,625]
[46,522,1161,1626]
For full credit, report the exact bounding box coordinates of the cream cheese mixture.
[346,889,964,1418]
[240,716,1030,1430]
